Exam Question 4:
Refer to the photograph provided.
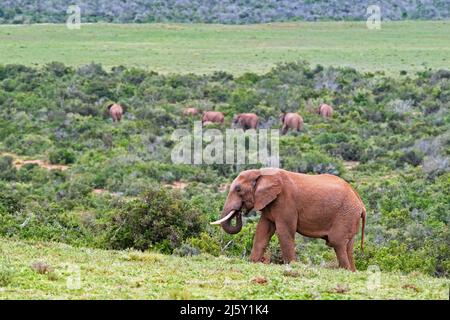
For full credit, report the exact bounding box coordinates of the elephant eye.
[235,185,241,192]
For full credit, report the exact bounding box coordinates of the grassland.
[0,238,448,299]
[0,21,449,75]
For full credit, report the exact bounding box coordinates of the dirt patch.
[164,181,189,190]
[15,159,69,171]
[30,261,53,275]
[283,269,301,278]
[251,276,268,285]
[402,284,420,293]
[92,189,108,194]
[329,284,350,294]
[1,152,69,171]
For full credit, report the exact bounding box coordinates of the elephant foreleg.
[250,216,275,263]
[275,222,297,263]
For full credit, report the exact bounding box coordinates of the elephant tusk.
[210,210,236,225]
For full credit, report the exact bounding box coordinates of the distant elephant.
[232,113,259,130]
[183,107,199,116]
[280,112,303,134]
[202,111,224,124]
[108,103,123,122]
[318,103,333,118]
[211,168,366,271]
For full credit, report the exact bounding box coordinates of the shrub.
[0,186,23,213]
[396,149,424,167]
[0,156,16,181]
[173,243,201,257]
[422,154,449,178]
[48,148,76,165]
[44,62,72,77]
[328,141,365,161]
[4,134,53,156]
[0,253,14,287]
[107,188,204,253]
[284,150,343,175]
[182,232,221,256]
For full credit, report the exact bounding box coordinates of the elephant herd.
[108,103,334,132]
[181,103,333,134]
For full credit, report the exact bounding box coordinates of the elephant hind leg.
[332,240,351,270]
[346,238,356,272]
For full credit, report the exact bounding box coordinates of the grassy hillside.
[0,21,449,75]
[0,238,447,299]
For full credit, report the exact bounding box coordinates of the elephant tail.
[360,207,366,252]
[350,186,366,252]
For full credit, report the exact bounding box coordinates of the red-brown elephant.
[318,103,333,118]
[232,113,259,130]
[211,168,366,271]
[183,107,199,116]
[280,112,303,134]
[202,111,224,124]
[108,103,123,122]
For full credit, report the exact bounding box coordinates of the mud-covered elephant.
[232,113,259,130]
[280,112,303,134]
[211,168,366,271]
[108,103,123,122]
[183,107,199,116]
[318,103,333,118]
[202,111,224,125]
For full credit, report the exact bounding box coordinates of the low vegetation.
[0,239,447,299]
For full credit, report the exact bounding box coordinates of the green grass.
[0,21,449,75]
[0,238,447,299]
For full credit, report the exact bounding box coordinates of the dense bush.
[0,1,449,24]
[0,156,16,181]
[48,148,76,165]
[106,188,204,253]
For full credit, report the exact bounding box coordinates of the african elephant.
[202,111,224,125]
[232,113,259,130]
[280,112,303,134]
[183,107,199,116]
[108,103,123,122]
[211,168,366,271]
[318,103,333,118]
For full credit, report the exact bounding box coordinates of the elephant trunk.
[220,210,242,234]
[210,190,243,234]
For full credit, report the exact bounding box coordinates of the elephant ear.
[253,171,282,211]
